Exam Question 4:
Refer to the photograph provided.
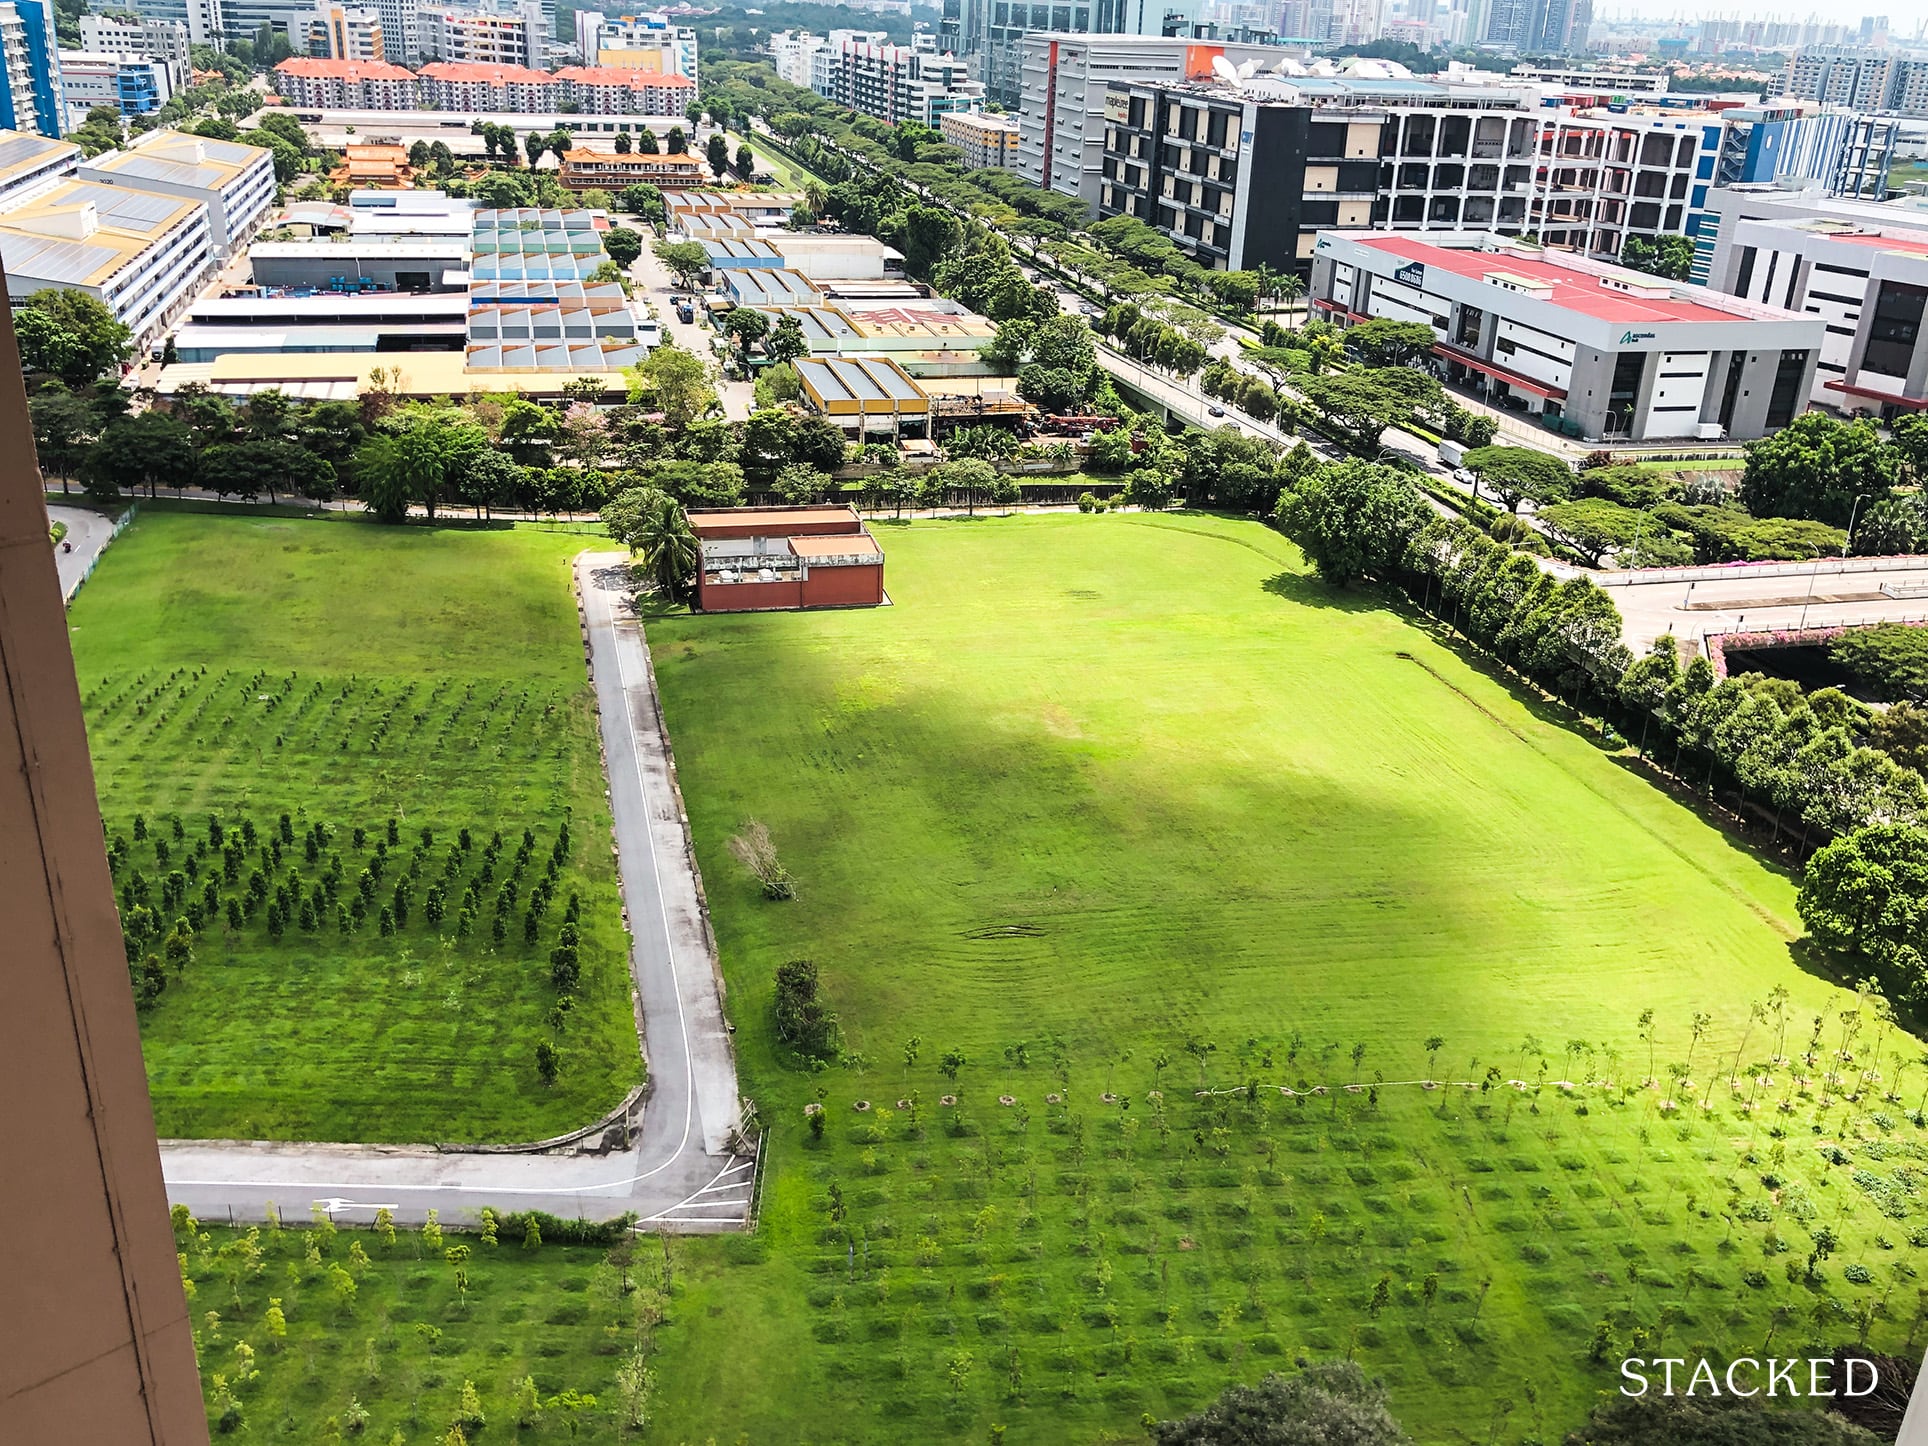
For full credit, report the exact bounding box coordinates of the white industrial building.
[0,179,212,348]
[1311,230,1826,442]
[75,14,189,85]
[0,127,76,212]
[76,128,275,257]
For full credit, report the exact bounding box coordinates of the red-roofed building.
[1311,230,1827,442]
[553,65,695,115]
[415,60,557,111]
[273,56,417,108]
[688,505,886,611]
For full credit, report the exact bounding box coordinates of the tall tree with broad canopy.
[14,289,133,387]
[652,239,709,289]
[1149,1361,1412,1446]
[600,226,643,267]
[1344,317,1438,367]
[1463,444,1574,512]
[1273,460,1429,587]
[1617,233,1696,281]
[1741,411,1897,527]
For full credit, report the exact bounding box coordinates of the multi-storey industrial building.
[0,0,63,140]
[1311,230,1825,442]
[110,0,223,47]
[58,51,175,127]
[77,126,276,255]
[964,0,1204,109]
[1698,187,1928,415]
[1095,74,1539,273]
[0,126,77,209]
[0,178,212,346]
[573,10,697,81]
[768,28,826,87]
[417,0,543,68]
[76,13,190,83]
[810,35,983,127]
[302,2,385,60]
[1017,33,1282,205]
[940,108,1019,168]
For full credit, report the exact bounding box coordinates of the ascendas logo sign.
[1620,329,1657,344]
[1393,261,1426,289]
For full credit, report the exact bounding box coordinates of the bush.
[774,959,840,1059]
[494,1210,635,1247]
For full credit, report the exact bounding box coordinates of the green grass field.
[178,1217,665,1440]
[70,514,639,1143]
[625,512,1928,1442]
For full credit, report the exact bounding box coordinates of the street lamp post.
[1843,493,1870,558]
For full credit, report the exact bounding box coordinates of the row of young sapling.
[786,1030,1928,1344]
[110,810,590,1017]
[85,666,569,762]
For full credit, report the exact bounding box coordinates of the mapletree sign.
[1620,1356,1882,1399]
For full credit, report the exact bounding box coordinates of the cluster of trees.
[1277,458,1632,700]
[1097,301,1209,376]
[1742,411,1928,547]
[1621,653,1924,844]
[1619,233,1697,281]
[1831,624,1928,703]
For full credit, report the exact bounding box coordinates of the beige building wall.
[0,265,208,1446]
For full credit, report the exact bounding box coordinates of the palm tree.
[803,179,830,216]
[636,493,698,601]
[1276,273,1307,329]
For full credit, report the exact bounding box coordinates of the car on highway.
[1207,405,1226,417]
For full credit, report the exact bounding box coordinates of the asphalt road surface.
[162,555,750,1231]
[48,504,116,602]
[1598,556,1928,654]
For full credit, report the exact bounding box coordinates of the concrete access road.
[162,555,751,1231]
[48,504,116,603]
[1599,555,1928,655]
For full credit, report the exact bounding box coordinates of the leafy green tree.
[653,239,709,289]
[1535,497,1662,564]
[1150,1360,1412,1446]
[1345,317,1437,367]
[735,142,755,176]
[1566,1392,1879,1444]
[665,124,686,156]
[1830,624,1928,702]
[772,463,832,504]
[354,422,446,523]
[1798,823,1928,970]
[1618,233,1696,280]
[628,346,715,429]
[722,306,771,354]
[761,315,808,369]
[1869,701,1928,776]
[887,204,963,279]
[1463,445,1573,513]
[84,412,193,499]
[602,226,643,267]
[14,290,133,386]
[1741,412,1896,527]
[1296,368,1436,454]
[1274,461,1429,586]
[29,387,100,491]
[618,182,664,222]
[704,132,729,179]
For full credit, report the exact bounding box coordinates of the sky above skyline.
[1591,3,1928,36]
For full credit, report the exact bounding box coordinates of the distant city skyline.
[1590,4,1928,38]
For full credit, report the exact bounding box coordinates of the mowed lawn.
[69,514,639,1143]
[654,512,1823,1073]
[642,512,1897,1443]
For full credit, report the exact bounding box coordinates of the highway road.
[161,554,751,1231]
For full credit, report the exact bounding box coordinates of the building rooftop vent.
[1482,270,1553,298]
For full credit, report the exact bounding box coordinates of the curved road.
[48,503,116,602]
[161,555,751,1231]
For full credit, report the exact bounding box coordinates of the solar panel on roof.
[0,234,120,286]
